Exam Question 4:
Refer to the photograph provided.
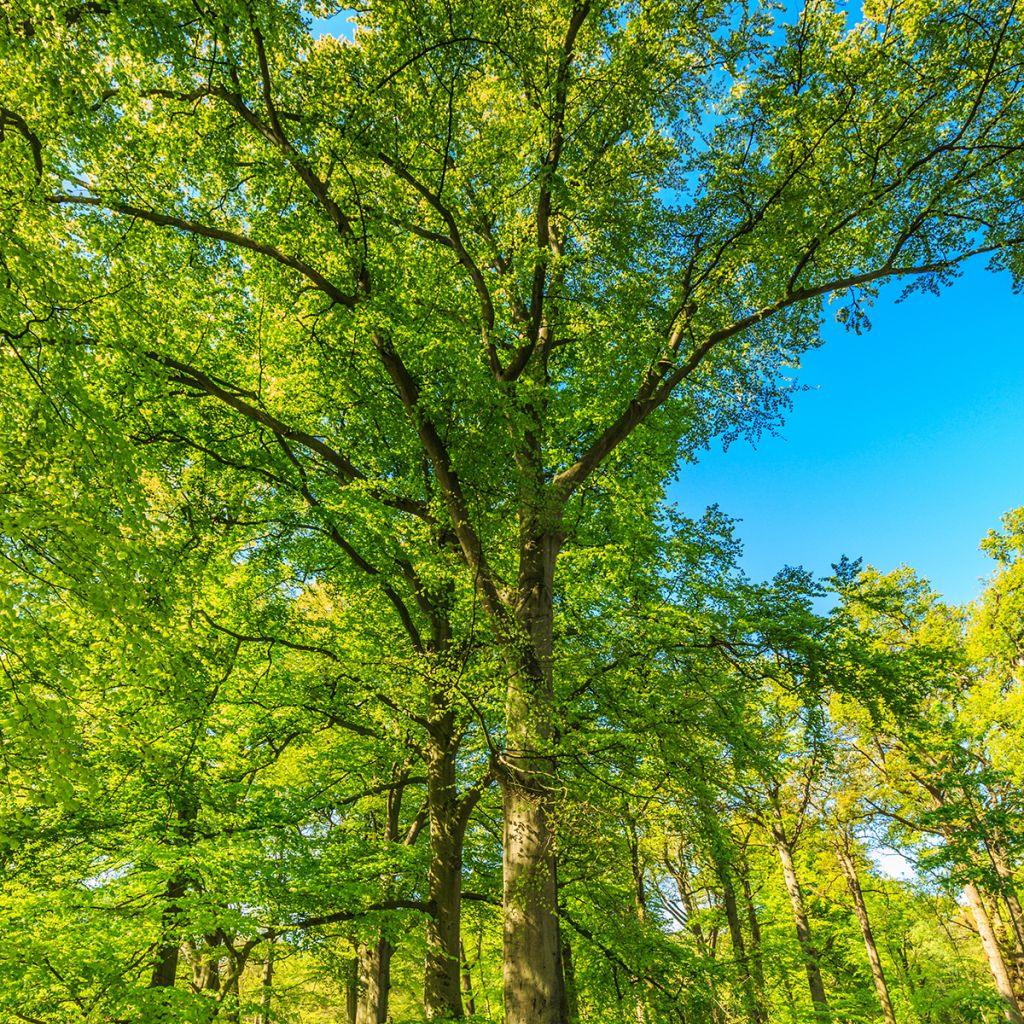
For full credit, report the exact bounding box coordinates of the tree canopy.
[2,1,1024,1022]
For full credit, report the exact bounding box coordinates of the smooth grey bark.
[834,838,897,1024]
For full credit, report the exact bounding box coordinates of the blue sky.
[671,265,1024,605]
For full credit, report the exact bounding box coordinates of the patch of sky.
[308,9,358,42]
[872,847,916,882]
[672,265,1024,607]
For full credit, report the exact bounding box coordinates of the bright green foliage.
[4,1,1024,1022]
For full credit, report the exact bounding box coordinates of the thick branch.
[373,332,509,621]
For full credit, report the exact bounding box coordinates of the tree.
[4,2,1024,1020]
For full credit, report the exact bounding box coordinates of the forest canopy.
[2,1,1024,1022]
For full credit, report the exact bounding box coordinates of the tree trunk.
[258,941,274,1024]
[356,937,393,1024]
[149,794,198,989]
[502,779,563,1023]
[740,863,768,1015]
[990,839,1024,997]
[149,874,187,988]
[717,862,765,1024]
[965,880,1024,1024]
[188,935,221,993]
[425,729,465,1019]
[222,971,240,1024]
[672,863,709,956]
[630,825,649,1024]
[345,955,359,1024]
[460,941,477,1017]
[561,938,580,1024]
[502,529,565,1024]
[834,839,896,1024]
[771,823,829,1020]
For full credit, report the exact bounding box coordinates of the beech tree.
[4,1,1024,1021]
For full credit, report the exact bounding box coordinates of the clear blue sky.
[671,265,1024,605]
[310,10,1024,608]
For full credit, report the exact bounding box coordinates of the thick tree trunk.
[771,823,829,1020]
[503,779,564,1023]
[502,529,565,1024]
[834,839,896,1024]
[965,880,1024,1024]
[356,937,393,1024]
[425,730,466,1018]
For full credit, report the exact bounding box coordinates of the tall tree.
[4,3,1024,1020]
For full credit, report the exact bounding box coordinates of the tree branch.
[47,193,357,306]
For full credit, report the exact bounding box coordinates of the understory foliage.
[2,1,1024,1022]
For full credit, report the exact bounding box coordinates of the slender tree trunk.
[189,935,221,993]
[149,794,198,989]
[561,939,580,1024]
[630,825,649,1024]
[502,529,565,1024]
[356,937,393,1024]
[834,839,896,1024]
[673,864,709,957]
[740,863,768,1015]
[425,728,466,1018]
[965,881,1024,1024]
[222,971,240,1024]
[459,942,477,1017]
[668,852,724,1024]
[150,875,187,988]
[771,823,829,1020]
[345,955,359,1024]
[717,862,765,1024]
[258,941,274,1024]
